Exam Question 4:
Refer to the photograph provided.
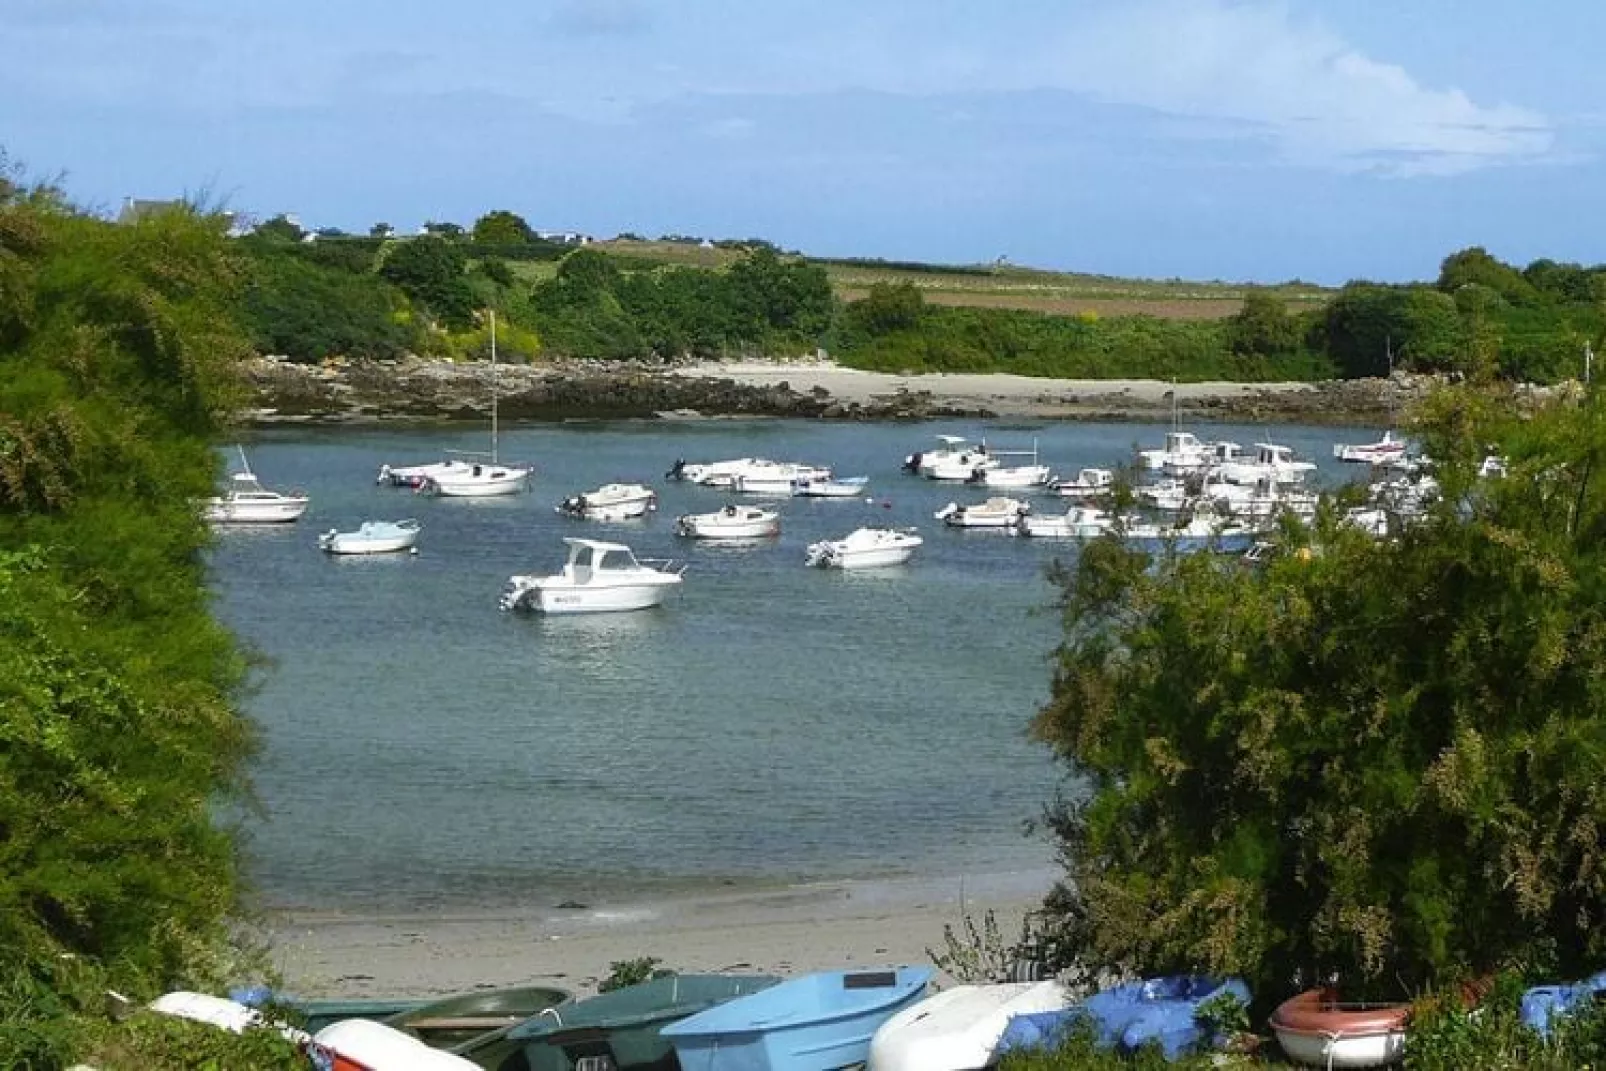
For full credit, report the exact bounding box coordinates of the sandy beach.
[266,870,1055,999]
[667,359,1319,419]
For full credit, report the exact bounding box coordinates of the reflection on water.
[212,417,1377,911]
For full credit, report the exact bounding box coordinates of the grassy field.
[583,239,1330,319]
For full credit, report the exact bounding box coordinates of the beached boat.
[500,538,685,614]
[557,483,658,521]
[664,966,933,1071]
[1334,429,1407,465]
[1269,988,1410,1068]
[203,448,309,524]
[676,504,781,539]
[1050,468,1115,499]
[805,527,922,569]
[868,980,1069,1071]
[999,976,1250,1063]
[318,519,421,555]
[793,475,869,498]
[501,974,779,1070]
[316,1018,482,1070]
[1017,506,1115,540]
[934,497,1031,529]
[150,991,311,1046]
[419,313,532,498]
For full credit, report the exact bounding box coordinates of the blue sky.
[3,0,1600,283]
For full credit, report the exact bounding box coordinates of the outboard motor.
[667,458,687,480]
[903,452,923,474]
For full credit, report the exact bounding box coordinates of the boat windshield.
[594,548,638,571]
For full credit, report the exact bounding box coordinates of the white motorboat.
[793,475,869,498]
[971,463,1051,489]
[419,312,532,498]
[1138,430,1211,472]
[1215,442,1317,486]
[675,504,781,539]
[499,538,685,614]
[730,460,833,495]
[1137,478,1194,512]
[557,483,658,521]
[1017,505,1114,540]
[318,519,421,555]
[1206,477,1318,519]
[868,981,1069,1071]
[203,448,309,524]
[377,458,470,488]
[924,448,999,482]
[666,457,757,485]
[1333,429,1406,465]
[904,435,980,476]
[423,459,531,498]
[1125,514,1259,554]
[1050,468,1115,499]
[1179,439,1246,476]
[805,527,922,569]
[934,497,1031,529]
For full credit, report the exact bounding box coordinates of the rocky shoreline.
[239,356,1428,426]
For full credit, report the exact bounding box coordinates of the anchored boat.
[934,497,1031,529]
[318,519,421,555]
[557,483,658,521]
[805,527,922,569]
[676,504,781,539]
[203,447,309,524]
[500,538,685,614]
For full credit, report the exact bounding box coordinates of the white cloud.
[1045,0,1554,175]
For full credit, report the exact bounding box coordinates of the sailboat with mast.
[421,311,532,498]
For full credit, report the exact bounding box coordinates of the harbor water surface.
[211,418,1374,913]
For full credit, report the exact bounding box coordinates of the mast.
[490,310,499,464]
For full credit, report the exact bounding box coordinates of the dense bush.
[1034,383,1606,1005]
[244,250,417,360]
[0,173,264,1067]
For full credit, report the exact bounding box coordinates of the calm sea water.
[209,418,1375,913]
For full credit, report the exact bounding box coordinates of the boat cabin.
[561,538,644,581]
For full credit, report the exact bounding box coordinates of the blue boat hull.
[667,967,933,1071]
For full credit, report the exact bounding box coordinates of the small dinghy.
[664,966,933,1071]
[315,1018,481,1070]
[868,980,1068,1071]
[503,973,779,1070]
[676,504,781,539]
[999,975,1250,1063]
[557,482,658,521]
[793,475,869,498]
[935,497,1031,529]
[805,527,922,570]
[319,519,421,555]
[1269,988,1410,1068]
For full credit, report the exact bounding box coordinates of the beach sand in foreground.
[267,869,1054,998]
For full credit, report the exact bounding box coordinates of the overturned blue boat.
[663,966,933,1070]
[998,975,1250,1062]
